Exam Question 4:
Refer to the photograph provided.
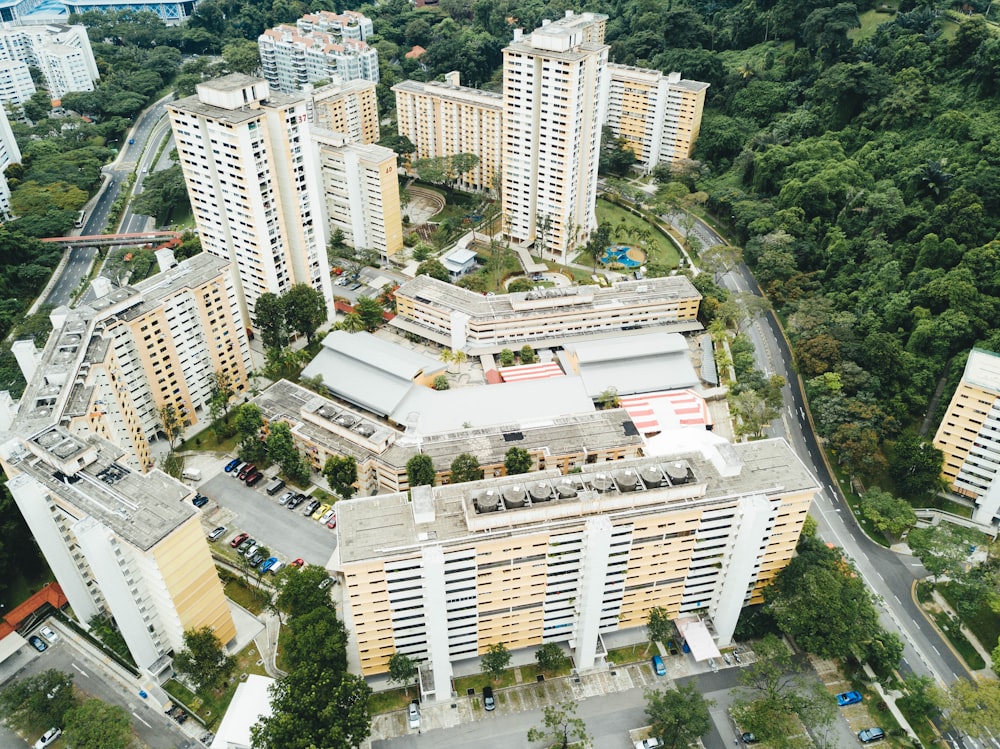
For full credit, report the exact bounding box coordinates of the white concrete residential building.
[0,104,21,218]
[331,439,817,698]
[168,75,334,322]
[393,71,503,192]
[605,64,709,172]
[1,427,236,678]
[0,24,98,103]
[0,59,34,104]
[259,12,379,94]
[934,348,1000,524]
[312,129,403,260]
[501,12,609,262]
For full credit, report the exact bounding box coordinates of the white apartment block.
[0,59,33,104]
[309,78,379,144]
[1,427,236,679]
[934,348,1000,524]
[502,12,609,262]
[0,104,21,218]
[606,65,709,172]
[332,439,817,698]
[7,253,252,472]
[393,71,503,193]
[313,129,403,260]
[168,75,334,322]
[0,25,98,103]
[259,12,378,94]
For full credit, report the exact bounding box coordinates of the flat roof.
[562,333,700,398]
[390,375,595,435]
[392,78,503,107]
[210,674,274,749]
[963,348,1000,392]
[12,430,194,551]
[335,438,818,564]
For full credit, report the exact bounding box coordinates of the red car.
[230,532,249,548]
[290,558,305,567]
[326,515,337,529]
[246,471,264,487]
[237,463,255,480]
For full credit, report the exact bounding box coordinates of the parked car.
[244,545,260,558]
[33,727,61,749]
[237,463,255,480]
[230,532,249,548]
[741,733,759,744]
[288,494,307,509]
[28,635,47,652]
[208,526,227,542]
[237,537,255,553]
[319,576,334,590]
[634,739,662,749]
[312,503,331,521]
[248,552,265,567]
[837,690,863,707]
[651,655,665,676]
[246,471,264,487]
[278,491,295,506]
[319,508,336,525]
[326,514,338,529]
[291,558,305,567]
[39,626,58,644]
[192,494,209,508]
[858,728,885,743]
[224,458,241,473]
[269,560,285,575]
[259,557,278,574]
[303,499,321,517]
[407,700,420,729]
[483,685,495,711]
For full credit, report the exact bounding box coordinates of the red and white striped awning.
[618,389,711,434]
[497,361,565,383]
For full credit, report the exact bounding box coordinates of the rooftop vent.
[503,484,526,508]
[666,461,691,484]
[528,480,552,502]
[640,465,666,488]
[556,479,577,499]
[591,473,613,493]
[614,468,640,493]
[353,423,376,438]
[473,489,501,514]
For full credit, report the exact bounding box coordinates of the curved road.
[676,214,974,746]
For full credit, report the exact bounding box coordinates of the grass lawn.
[163,642,270,731]
[848,10,895,40]
[453,657,571,695]
[929,609,986,670]
[221,572,271,615]
[369,686,415,715]
[939,582,1000,654]
[177,422,240,454]
[596,198,679,269]
[606,643,654,666]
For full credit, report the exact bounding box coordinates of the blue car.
[224,458,241,473]
[259,557,278,574]
[837,690,863,706]
[651,655,665,676]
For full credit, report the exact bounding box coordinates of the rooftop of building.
[392,77,503,104]
[505,37,606,61]
[112,252,228,322]
[9,428,194,551]
[335,437,817,564]
[963,348,1000,393]
[310,77,376,99]
[395,275,701,320]
[172,76,304,122]
[209,674,274,749]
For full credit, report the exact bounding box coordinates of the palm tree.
[452,350,467,373]
[339,312,365,333]
[439,348,454,372]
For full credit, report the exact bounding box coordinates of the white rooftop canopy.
[674,615,721,661]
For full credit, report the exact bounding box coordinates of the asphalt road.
[201,471,339,567]
[17,628,201,749]
[43,246,97,307]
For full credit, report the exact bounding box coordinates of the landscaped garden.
[594,198,680,269]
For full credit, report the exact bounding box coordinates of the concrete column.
[711,494,772,647]
[574,515,612,670]
[421,545,453,702]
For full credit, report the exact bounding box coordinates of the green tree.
[504,447,532,475]
[907,523,986,582]
[888,434,944,500]
[284,606,348,674]
[339,312,365,333]
[582,222,612,271]
[519,345,536,364]
[173,627,236,692]
[274,564,333,618]
[450,453,483,483]
[645,681,713,749]
[282,283,328,344]
[416,258,450,282]
[133,164,189,221]
[62,698,134,749]
[946,678,1000,741]
[234,403,265,462]
[646,607,673,647]
[898,674,944,722]
[535,642,568,674]
[0,669,76,734]
[859,487,917,538]
[323,455,357,499]
[481,642,511,681]
[221,39,260,74]
[253,293,288,351]
[433,374,450,390]
[406,454,435,488]
[527,701,590,749]
[158,403,183,447]
[599,126,638,177]
[597,386,620,410]
[265,421,298,472]
[387,652,419,696]
[251,666,372,749]
[353,296,385,332]
[498,348,515,367]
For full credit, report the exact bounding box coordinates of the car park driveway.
[200,471,338,566]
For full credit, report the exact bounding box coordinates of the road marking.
[931,645,941,656]
[72,663,89,677]
[894,595,902,604]
[132,711,151,728]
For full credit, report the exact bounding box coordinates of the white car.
[34,727,61,749]
[407,701,420,729]
[39,626,58,644]
[319,508,336,525]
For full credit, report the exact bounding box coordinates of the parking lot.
[196,463,338,567]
